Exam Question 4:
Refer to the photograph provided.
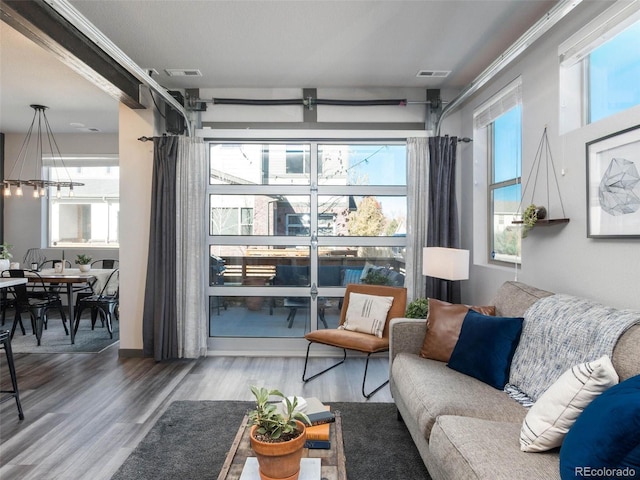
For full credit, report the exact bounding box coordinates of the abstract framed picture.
[586,125,640,238]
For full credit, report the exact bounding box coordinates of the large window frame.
[45,154,120,248]
[559,1,640,132]
[473,77,522,266]
[206,139,407,345]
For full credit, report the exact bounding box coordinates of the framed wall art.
[586,125,640,238]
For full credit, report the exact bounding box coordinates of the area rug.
[7,313,119,354]
[111,400,431,480]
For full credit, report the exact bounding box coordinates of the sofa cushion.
[448,310,524,389]
[520,355,618,453]
[430,416,560,480]
[559,374,640,480]
[420,299,495,362]
[390,352,526,441]
[490,281,553,318]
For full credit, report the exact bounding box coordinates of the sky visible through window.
[493,105,522,204]
[589,20,640,123]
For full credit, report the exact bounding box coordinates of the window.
[559,2,640,131]
[207,141,407,341]
[46,156,119,248]
[588,20,640,123]
[473,78,522,265]
[488,106,522,264]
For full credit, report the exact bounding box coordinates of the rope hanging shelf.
[512,127,569,234]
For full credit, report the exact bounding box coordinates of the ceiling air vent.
[164,69,203,77]
[416,70,451,78]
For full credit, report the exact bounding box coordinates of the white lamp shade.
[422,247,469,281]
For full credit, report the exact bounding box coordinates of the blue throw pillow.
[342,268,363,286]
[559,374,640,480]
[447,310,523,389]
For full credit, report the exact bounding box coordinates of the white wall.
[118,101,154,351]
[450,1,640,309]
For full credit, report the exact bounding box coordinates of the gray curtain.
[406,137,429,302]
[426,136,461,303]
[176,136,207,358]
[143,135,179,360]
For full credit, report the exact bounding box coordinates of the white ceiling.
[0,0,558,134]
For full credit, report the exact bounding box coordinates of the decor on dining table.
[2,105,84,198]
[75,254,93,272]
[0,243,12,271]
[586,124,640,238]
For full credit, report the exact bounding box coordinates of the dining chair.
[38,259,72,270]
[302,283,407,398]
[1,269,69,345]
[91,259,119,269]
[74,269,119,338]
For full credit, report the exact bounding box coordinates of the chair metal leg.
[0,332,24,420]
[302,342,347,382]
[362,353,389,399]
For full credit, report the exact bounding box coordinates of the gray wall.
[449,1,640,310]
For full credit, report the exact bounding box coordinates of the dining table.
[28,268,114,344]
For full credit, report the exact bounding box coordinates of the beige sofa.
[389,281,640,480]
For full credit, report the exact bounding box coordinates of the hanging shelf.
[513,127,569,233]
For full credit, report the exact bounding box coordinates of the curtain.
[405,138,429,302]
[176,136,207,358]
[143,136,179,360]
[426,136,461,303]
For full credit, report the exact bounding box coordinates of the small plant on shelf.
[521,204,546,238]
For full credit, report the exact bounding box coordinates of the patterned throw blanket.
[506,294,640,404]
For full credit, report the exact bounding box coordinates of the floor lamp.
[423,247,470,303]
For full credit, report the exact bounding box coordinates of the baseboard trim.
[118,348,146,358]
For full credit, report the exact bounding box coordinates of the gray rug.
[7,312,119,354]
[111,400,431,480]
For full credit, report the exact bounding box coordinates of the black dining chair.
[91,259,119,269]
[38,259,72,270]
[74,269,119,339]
[1,270,68,345]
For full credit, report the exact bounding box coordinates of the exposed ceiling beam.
[0,0,144,109]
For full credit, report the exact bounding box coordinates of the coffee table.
[217,411,346,480]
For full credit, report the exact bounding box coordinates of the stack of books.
[295,397,335,449]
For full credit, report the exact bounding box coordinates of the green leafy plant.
[405,297,429,319]
[362,269,391,285]
[75,254,93,265]
[521,204,539,238]
[0,243,13,260]
[248,386,310,442]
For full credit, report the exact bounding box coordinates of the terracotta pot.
[249,420,306,480]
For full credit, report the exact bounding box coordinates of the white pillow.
[519,355,618,452]
[339,292,394,338]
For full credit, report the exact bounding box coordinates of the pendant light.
[2,104,84,198]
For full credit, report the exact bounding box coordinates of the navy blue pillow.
[447,310,523,389]
[559,374,640,480]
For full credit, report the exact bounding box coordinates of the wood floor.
[0,343,393,480]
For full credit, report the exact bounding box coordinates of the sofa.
[389,281,640,480]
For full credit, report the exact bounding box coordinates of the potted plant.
[521,204,547,238]
[248,386,310,480]
[75,254,93,272]
[0,243,13,271]
[405,297,429,319]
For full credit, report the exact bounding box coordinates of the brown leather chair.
[302,283,407,398]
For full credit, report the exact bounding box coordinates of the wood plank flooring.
[0,344,392,480]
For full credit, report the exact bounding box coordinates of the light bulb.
[40,186,46,197]
[56,185,61,198]
[33,187,39,198]
[15,183,23,197]
[69,185,74,197]
[3,186,11,197]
